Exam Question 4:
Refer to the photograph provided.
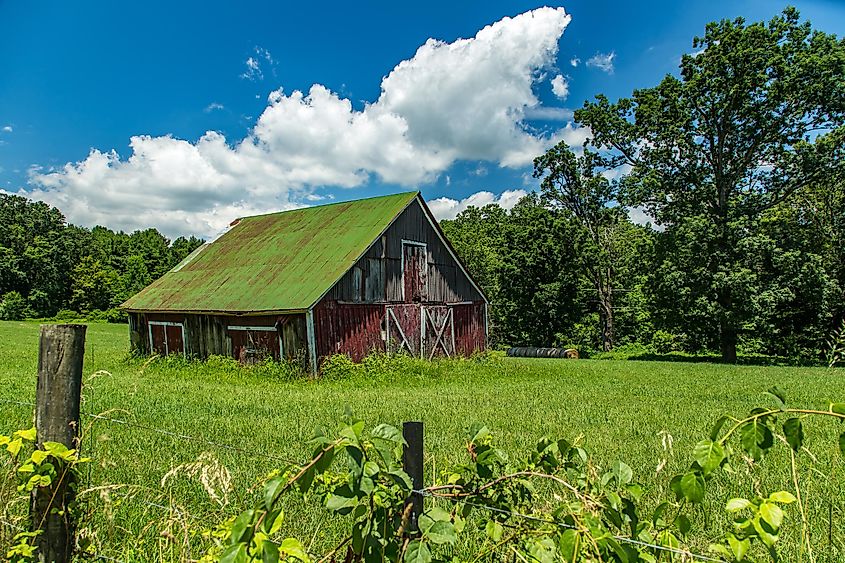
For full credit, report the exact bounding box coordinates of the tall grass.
[0,321,843,561]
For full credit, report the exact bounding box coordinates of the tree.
[577,8,845,361]
[534,145,627,351]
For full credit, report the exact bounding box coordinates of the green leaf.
[264,476,286,510]
[261,541,280,563]
[229,510,254,544]
[710,415,730,441]
[325,494,357,515]
[279,538,309,562]
[404,540,431,563]
[675,514,691,536]
[679,472,705,504]
[740,419,773,461]
[558,529,580,562]
[612,460,633,484]
[424,520,456,545]
[263,509,285,536]
[485,520,503,542]
[765,386,786,409]
[6,438,23,457]
[13,428,36,442]
[468,423,489,444]
[783,418,803,452]
[30,450,49,465]
[692,439,725,475]
[727,534,750,561]
[219,544,247,563]
[830,403,845,417]
[768,491,796,504]
[839,431,845,457]
[759,502,783,529]
[726,498,751,512]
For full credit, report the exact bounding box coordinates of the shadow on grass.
[623,352,825,368]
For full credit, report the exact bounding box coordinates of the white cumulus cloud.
[428,189,528,220]
[550,74,569,99]
[25,8,581,238]
[586,51,615,73]
[1,125,12,133]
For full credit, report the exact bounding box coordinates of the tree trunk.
[720,319,738,363]
[598,284,614,352]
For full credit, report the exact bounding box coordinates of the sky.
[1,0,844,239]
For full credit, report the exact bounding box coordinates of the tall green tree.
[534,145,627,351]
[577,8,845,361]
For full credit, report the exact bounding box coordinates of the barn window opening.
[228,325,281,363]
[401,240,428,303]
[148,320,185,356]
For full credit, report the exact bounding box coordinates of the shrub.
[0,291,29,321]
[650,329,686,354]
[320,353,360,379]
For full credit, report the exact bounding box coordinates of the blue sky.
[1,0,843,238]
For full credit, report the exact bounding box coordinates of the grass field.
[1,320,843,561]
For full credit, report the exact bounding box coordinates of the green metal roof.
[121,191,419,313]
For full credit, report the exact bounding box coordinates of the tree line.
[444,8,845,362]
[0,194,203,321]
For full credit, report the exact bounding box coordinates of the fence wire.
[417,490,728,563]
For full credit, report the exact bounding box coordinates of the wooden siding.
[128,312,309,369]
[325,199,484,304]
[314,302,384,362]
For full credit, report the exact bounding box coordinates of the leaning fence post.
[402,421,424,535]
[32,324,86,563]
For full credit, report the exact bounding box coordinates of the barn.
[121,191,488,373]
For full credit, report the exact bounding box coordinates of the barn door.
[385,304,421,356]
[148,321,185,355]
[422,306,454,359]
[402,241,428,303]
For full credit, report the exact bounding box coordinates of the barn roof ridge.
[121,190,421,314]
[231,190,420,223]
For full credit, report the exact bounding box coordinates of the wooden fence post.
[402,421,424,535]
[32,324,86,563]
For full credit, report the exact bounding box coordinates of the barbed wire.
[0,398,296,466]
[416,490,727,563]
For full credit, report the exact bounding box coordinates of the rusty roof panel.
[121,191,419,313]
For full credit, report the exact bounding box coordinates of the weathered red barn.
[121,191,488,372]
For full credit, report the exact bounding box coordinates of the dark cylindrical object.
[402,421,424,534]
[33,324,86,563]
[506,347,578,359]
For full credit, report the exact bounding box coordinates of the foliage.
[0,194,204,320]
[575,7,845,362]
[0,427,90,562]
[0,291,30,321]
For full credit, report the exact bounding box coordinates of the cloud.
[204,102,225,113]
[586,51,615,73]
[569,57,579,67]
[428,189,527,220]
[25,8,581,238]
[523,106,573,121]
[550,74,569,99]
[1,125,12,133]
[241,46,276,81]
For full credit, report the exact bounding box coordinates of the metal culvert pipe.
[506,347,579,359]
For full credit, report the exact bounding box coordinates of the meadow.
[1,320,843,561]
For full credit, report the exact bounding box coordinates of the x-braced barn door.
[422,306,454,359]
[385,304,421,356]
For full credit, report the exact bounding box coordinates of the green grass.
[1,320,843,561]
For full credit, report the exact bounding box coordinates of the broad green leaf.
[468,423,489,444]
[325,494,357,515]
[740,420,773,461]
[30,450,48,465]
[264,509,284,536]
[6,438,22,457]
[839,431,845,457]
[727,534,749,561]
[830,403,845,416]
[404,540,431,563]
[675,514,691,536]
[425,520,456,545]
[264,476,286,510]
[371,423,404,445]
[13,428,36,442]
[219,544,247,563]
[612,460,633,484]
[485,520,503,542]
[558,529,580,562]
[710,416,730,441]
[765,386,786,409]
[768,491,796,504]
[783,418,804,452]
[279,538,310,562]
[692,440,725,475]
[229,510,254,544]
[726,498,751,512]
[679,472,705,504]
[759,502,783,528]
[261,541,280,563]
